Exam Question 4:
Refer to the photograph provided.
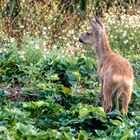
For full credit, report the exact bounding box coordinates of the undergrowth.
[0,43,140,139]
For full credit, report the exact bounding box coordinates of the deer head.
[79,16,105,47]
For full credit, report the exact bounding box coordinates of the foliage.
[106,15,140,56]
[0,43,140,139]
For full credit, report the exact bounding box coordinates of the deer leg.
[122,88,132,114]
[114,90,121,110]
[100,80,104,106]
[103,82,113,113]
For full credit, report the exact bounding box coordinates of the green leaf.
[37,83,47,90]
[62,132,72,140]
[95,107,106,116]
[22,101,45,108]
[110,119,123,126]
[120,129,133,140]
[62,87,71,94]
[47,74,60,81]
[79,104,95,119]
[95,130,107,138]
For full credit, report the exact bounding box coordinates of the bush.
[0,45,140,139]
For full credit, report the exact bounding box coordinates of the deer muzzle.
[79,38,84,44]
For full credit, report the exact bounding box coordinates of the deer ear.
[89,17,101,32]
[88,17,96,28]
[95,16,105,30]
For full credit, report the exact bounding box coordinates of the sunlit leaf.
[62,87,71,94]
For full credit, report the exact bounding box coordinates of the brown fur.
[79,17,134,114]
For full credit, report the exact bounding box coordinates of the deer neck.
[95,32,112,62]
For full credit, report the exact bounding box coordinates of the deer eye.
[87,32,92,36]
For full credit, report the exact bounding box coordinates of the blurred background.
[0,0,140,56]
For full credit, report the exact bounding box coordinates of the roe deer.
[79,17,134,114]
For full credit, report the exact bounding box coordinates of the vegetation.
[0,0,140,139]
